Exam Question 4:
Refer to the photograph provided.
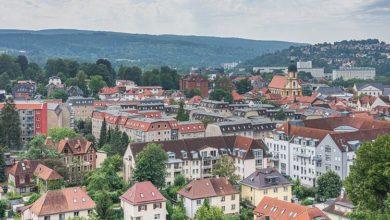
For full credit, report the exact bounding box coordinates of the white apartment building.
[332,67,375,81]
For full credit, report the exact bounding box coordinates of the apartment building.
[124,118,179,142]
[177,122,205,139]
[180,73,209,97]
[178,177,239,219]
[123,136,266,185]
[199,100,231,116]
[12,80,36,100]
[46,102,71,130]
[240,168,293,207]
[0,100,47,145]
[332,67,375,80]
[120,181,167,220]
[21,187,95,220]
[66,96,94,126]
[353,83,384,97]
[264,117,390,187]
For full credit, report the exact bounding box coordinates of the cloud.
[0,0,388,43]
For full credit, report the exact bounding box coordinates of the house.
[178,177,240,219]
[66,96,94,127]
[48,137,97,183]
[123,136,267,185]
[178,121,206,139]
[240,168,293,207]
[268,64,302,97]
[322,191,354,220]
[120,181,167,220]
[46,102,71,130]
[21,187,95,220]
[12,80,36,100]
[180,73,209,97]
[34,164,63,192]
[353,83,384,97]
[66,86,84,97]
[356,95,388,111]
[46,76,65,97]
[124,117,179,142]
[254,196,330,220]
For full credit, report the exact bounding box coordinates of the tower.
[285,62,301,97]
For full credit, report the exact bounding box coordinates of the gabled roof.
[355,83,384,91]
[56,137,95,155]
[34,164,63,181]
[241,168,292,189]
[27,187,95,216]
[178,177,238,200]
[268,75,287,89]
[120,181,166,205]
[178,122,205,134]
[254,197,329,220]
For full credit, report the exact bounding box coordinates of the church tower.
[285,62,302,97]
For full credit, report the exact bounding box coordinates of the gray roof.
[384,87,390,96]
[355,83,384,91]
[316,86,344,95]
[240,168,292,189]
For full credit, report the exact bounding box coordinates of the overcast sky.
[0,0,389,43]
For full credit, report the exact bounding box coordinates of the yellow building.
[268,64,302,97]
[240,168,293,207]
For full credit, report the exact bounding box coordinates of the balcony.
[293,151,311,158]
[313,155,322,162]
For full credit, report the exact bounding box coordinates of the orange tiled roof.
[268,75,287,89]
[34,164,63,181]
[120,181,166,205]
[178,177,238,200]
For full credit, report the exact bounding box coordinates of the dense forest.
[242,39,390,77]
[0,29,303,70]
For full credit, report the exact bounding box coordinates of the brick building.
[180,73,209,97]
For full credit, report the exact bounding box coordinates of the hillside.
[241,39,390,76]
[0,29,304,69]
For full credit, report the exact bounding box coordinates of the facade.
[322,192,354,220]
[12,80,36,100]
[46,102,71,130]
[332,67,375,80]
[178,177,240,219]
[66,96,94,127]
[268,64,302,97]
[21,187,95,220]
[264,117,390,187]
[254,196,329,220]
[124,118,179,142]
[123,136,267,185]
[177,122,206,139]
[353,83,384,97]
[0,101,47,145]
[240,168,293,207]
[120,181,167,220]
[180,73,209,97]
[297,61,325,78]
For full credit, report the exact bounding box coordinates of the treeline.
[0,54,180,97]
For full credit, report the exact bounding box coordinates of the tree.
[344,135,390,217]
[0,72,11,91]
[120,132,130,156]
[26,193,41,205]
[94,190,113,220]
[132,143,168,188]
[274,109,286,120]
[48,128,77,142]
[0,147,6,182]
[209,88,233,103]
[0,98,21,149]
[171,202,186,220]
[16,55,28,74]
[25,135,59,159]
[201,116,214,127]
[176,101,189,121]
[316,171,342,201]
[0,200,7,219]
[159,66,179,90]
[141,69,160,86]
[89,75,107,95]
[118,66,142,84]
[212,155,240,184]
[194,202,224,220]
[48,89,69,102]
[184,88,201,98]
[98,118,107,148]
[235,78,253,94]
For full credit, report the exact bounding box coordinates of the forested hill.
[241,39,390,76]
[0,29,303,69]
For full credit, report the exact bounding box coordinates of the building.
[67,86,84,97]
[178,177,240,219]
[353,83,384,97]
[254,196,330,220]
[120,181,167,220]
[47,137,97,182]
[297,61,325,78]
[180,73,209,97]
[178,122,206,139]
[66,96,94,126]
[264,117,390,186]
[124,117,179,142]
[12,80,36,100]
[199,100,231,115]
[21,187,95,220]
[268,64,302,97]
[123,136,267,185]
[240,168,293,207]
[46,102,71,130]
[355,96,388,111]
[46,76,65,97]
[332,67,375,81]
[253,67,286,74]
[0,100,47,145]
[322,192,354,220]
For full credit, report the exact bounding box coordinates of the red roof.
[56,137,95,155]
[187,96,202,105]
[268,75,287,89]
[100,87,119,95]
[178,122,205,134]
[120,181,166,205]
[232,90,244,101]
[34,164,63,181]
[254,197,329,220]
[178,177,238,200]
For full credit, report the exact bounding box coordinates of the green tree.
[26,193,41,205]
[235,78,253,94]
[0,98,21,149]
[0,73,11,91]
[274,109,286,120]
[120,132,130,156]
[94,190,113,220]
[194,202,224,220]
[25,135,59,159]
[344,135,390,217]
[176,101,189,121]
[49,89,69,102]
[159,66,179,90]
[141,69,160,86]
[48,127,77,142]
[184,88,201,98]
[209,88,233,103]
[0,199,7,219]
[317,171,342,201]
[89,75,107,95]
[201,116,214,126]
[118,66,142,85]
[76,70,89,95]
[212,155,240,184]
[171,202,186,220]
[98,118,107,148]
[0,147,6,182]
[16,55,28,74]
[132,143,168,188]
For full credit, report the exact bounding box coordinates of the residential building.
[66,96,94,127]
[47,137,97,182]
[46,76,65,96]
[178,122,206,139]
[199,100,231,116]
[21,187,95,220]
[180,73,209,97]
[0,100,47,145]
[332,67,375,80]
[240,168,293,207]
[12,80,36,100]
[322,191,354,220]
[67,86,84,97]
[268,64,302,97]
[178,177,240,219]
[253,66,286,74]
[120,181,167,220]
[46,102,71,130]
[297,61,325,78]
[353,83,384,97]
[124,118,179,142]
[123,136,266,185]
[254,196,330,220]
[355,96,388,111]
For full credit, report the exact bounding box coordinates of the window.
[264,189,268,195]
[284,196,288,201]
[154,203,162,209]
[74,212,79,216]
[138,205,147,211]
[197,199,202,205]
[284,187,288,192]
[221,196,225,202]
[44,216,50,220]
[222,206,225,211]
[59,214,65,220]
[154,214,161,219]
[231,194,236,200]
[231,204,236,210]
[273,188,278,193]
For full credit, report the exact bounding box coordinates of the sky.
[0,0,389,43]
